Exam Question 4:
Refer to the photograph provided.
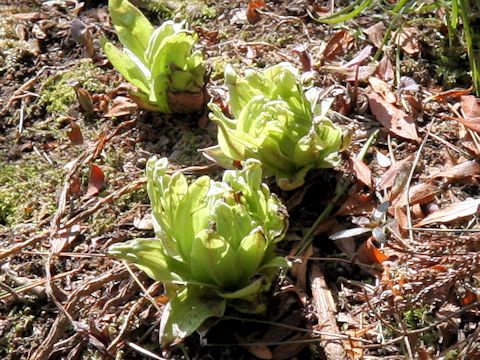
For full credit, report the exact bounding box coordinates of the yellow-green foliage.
[142,0,218,23]
[39,61,106,114]
[0,161,63,226]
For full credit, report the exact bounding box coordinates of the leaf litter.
[0,0,479,359]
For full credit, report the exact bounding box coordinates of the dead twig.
[309,263,346,360]
[29,268,129,360]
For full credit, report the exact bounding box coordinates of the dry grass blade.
[414,199,480,227]
[29,268,129,360]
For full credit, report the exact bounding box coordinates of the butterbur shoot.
[108,157,288,344]
[101,0,205,113]
[204,63,346,190]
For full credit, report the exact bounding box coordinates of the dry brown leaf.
[344,45,372,68]
[86,164,105,197]
[376,54,394,82]
[356,237,389,265]
[336,189,375,216]
[377,155,414,191]
[393,182,439,207]
[364,22,386,48]
[67,175,82,199]
[369,92,420,142]
[461,95,480,118]
[343,326,374,359]
[395,27,420,54]
[344,65,376,82]
[292,44,312,72]
[394,206,408,234]
[412,203,424,218]
[430,88,472,102]
[245,345,272,359]
[66,120,84,145]
[415,199,480,227]
[350,156,373,188]
[427,160,480,180]
[369,77,396,103]
[447,115,480,133]
[246,0,266,24]
[105,96,138,117]
[323,29,353,61]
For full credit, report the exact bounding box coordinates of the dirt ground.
[1,0,480,359]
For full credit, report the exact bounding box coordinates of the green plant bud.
[102,0,206,113]
[204,63,347,190]
[108,157,288,344]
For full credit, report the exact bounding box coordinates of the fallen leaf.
[74,86,94,114]
[461,95,480,118]
[427,160,480,180]
[447,115,480,133]
[376,54,394,82]
[245,345,272,359]
[403,94,423,117]
[66,120,84,145]
[292,44,312,72]
[350,156,373,188]
[70,19,94,58]
[369,92,420,142]
[133,213,154,230]
[412,203,423,218]
[415,199,480,227]
[461,289,477,305]
[323,29,353,61]
[67,175,82,198]
[246,0,266,24]
[345,65,376,82]
[430,88,472,102]
[364,22,386,48]
[344,45,373,68]
[417,347,435,360]
[243,45,256,66]
[369,77,396,103]
[356,237,389,265]
[336,188,375,216]
[86,164,105,197]
[395,27,420,55]
[394,206,408,233]
[377,155,414,191]
[105,96,138,117]
[393,182,439,207]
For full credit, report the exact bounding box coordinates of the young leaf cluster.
[205,63,345,190]
[101,0,205,113]
[109,157,288,342]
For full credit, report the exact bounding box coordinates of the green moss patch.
[0,160,63,227]
[38,61,107,115]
